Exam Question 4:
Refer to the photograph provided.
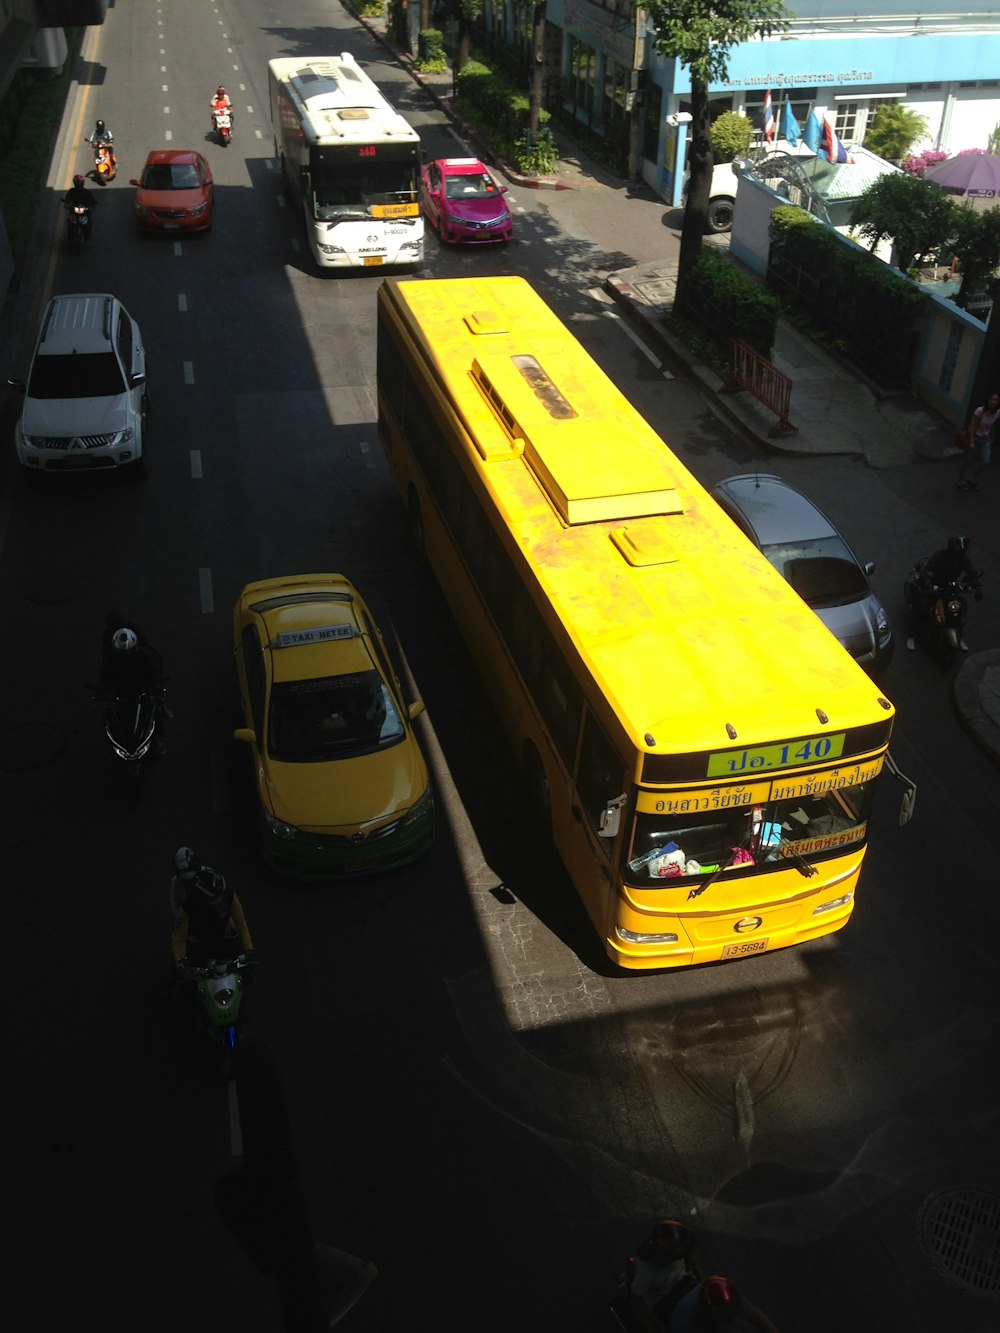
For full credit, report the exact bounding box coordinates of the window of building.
[568,38,598,124]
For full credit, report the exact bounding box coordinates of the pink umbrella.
[924,152,1000,207]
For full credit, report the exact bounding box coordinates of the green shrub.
[355,0,384,14]
[416,29,447,73]
[454,57,556,175]
[679,248,781,358]
[767,205,927,385]
[711,111,752,163]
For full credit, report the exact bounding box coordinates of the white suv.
[8,293,148,476]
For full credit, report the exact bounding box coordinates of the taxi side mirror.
[234,727,257,744]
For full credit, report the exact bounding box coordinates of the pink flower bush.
[902,149,948,177]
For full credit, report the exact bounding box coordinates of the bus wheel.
[523,743,551,836]
[408,489,425,557]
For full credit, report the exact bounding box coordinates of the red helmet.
[216,86,226,96]
[701,1276,739,1309]
[73,174,85,187]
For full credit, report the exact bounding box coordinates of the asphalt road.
[4,2,1000,1331]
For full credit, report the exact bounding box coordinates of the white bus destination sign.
[273,625,355,648]
[636,756,884,816]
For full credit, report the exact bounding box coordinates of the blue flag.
[803,109,824,152]
[780,98,801,148]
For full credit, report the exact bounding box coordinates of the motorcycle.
[212,106,232,146]
[181,952,251,1074]
[611,1220,699,1332]
[90,686,166,791]
[88,135,117,183]
[904,565,981,668]
[65,201,92,254]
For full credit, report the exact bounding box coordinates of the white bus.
[268,54,424,269]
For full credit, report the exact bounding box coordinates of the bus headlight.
[318,242,346,255]
[812,891,853,916]
[616,925,680,945]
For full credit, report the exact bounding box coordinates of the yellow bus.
[375,276,914,970]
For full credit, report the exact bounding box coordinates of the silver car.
[711,473,893,673]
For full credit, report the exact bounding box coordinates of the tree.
[849,172,957,272]
[950,206,1000,309]
[645,0,791,303]
[710,111,753,163]
[863,103,929,163]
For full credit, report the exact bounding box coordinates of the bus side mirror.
[599,794,627,838]
[234,727,257,745]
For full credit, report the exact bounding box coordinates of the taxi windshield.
[444,172,496,199]
[623,780,876,888]
[268,669,404,761]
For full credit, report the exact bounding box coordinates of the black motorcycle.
[904,565,981,668]
[90,685,166,793]
[65,201,92,254]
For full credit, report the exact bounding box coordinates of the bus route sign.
[705,733,846,778]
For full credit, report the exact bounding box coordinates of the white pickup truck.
[705,160,741,233]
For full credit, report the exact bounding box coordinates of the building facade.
[480,2,1000,201]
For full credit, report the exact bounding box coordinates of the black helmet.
[73,174,85,187]
[193,868,229,911]
[95,119,106,133]
[948,534,969,555]
[174,846,201,880]
[638,1219,694,1263]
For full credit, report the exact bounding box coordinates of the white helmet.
[112,627,137,653]
[174,846,201,880]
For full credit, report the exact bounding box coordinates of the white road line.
[190,450,203,478]
[359,439,374,467]
[604,309,671,374]
[254,129,263,139]
[199,568,214,614]
[264,159,274,171]
[290,236,301,252]
[276,195,285,208]
[183,361,194,384]
[165,130,172,141]
[163,106,169,114]
[178,293,187,312]
[173,241,182,257]
[162,84,168,92]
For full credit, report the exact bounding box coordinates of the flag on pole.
[820,117,852,163]
[780,98,801,148]
[803,108,824,153]
[762,89,774,142]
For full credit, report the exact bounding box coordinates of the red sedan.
[130,150,214,233]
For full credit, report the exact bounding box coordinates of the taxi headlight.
[399,786,434,828]
[263,810,302,841]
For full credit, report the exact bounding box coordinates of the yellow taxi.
[233,574,434,878]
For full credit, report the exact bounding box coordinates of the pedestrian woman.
[957,391,1000,491]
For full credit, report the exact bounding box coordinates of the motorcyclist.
[210,85,233,132]
[670,1275,780,1332]
[622,1219,698,1329]
[88,118,117,176]
[169,846,255,972]
[64,173,93,212]
[906,534,982,651]
[97,614,165,699]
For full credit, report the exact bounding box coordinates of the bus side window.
[576,710,625,854]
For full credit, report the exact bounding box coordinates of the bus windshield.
[313,162,418,219]
[624,779,877,887]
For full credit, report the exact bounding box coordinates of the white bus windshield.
[313,162,417,220]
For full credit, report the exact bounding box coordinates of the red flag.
[763,89,774,142]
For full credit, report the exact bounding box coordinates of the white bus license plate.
[722,938,768,959]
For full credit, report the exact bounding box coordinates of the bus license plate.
[362,256,384,266]
[722,938,768,959]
